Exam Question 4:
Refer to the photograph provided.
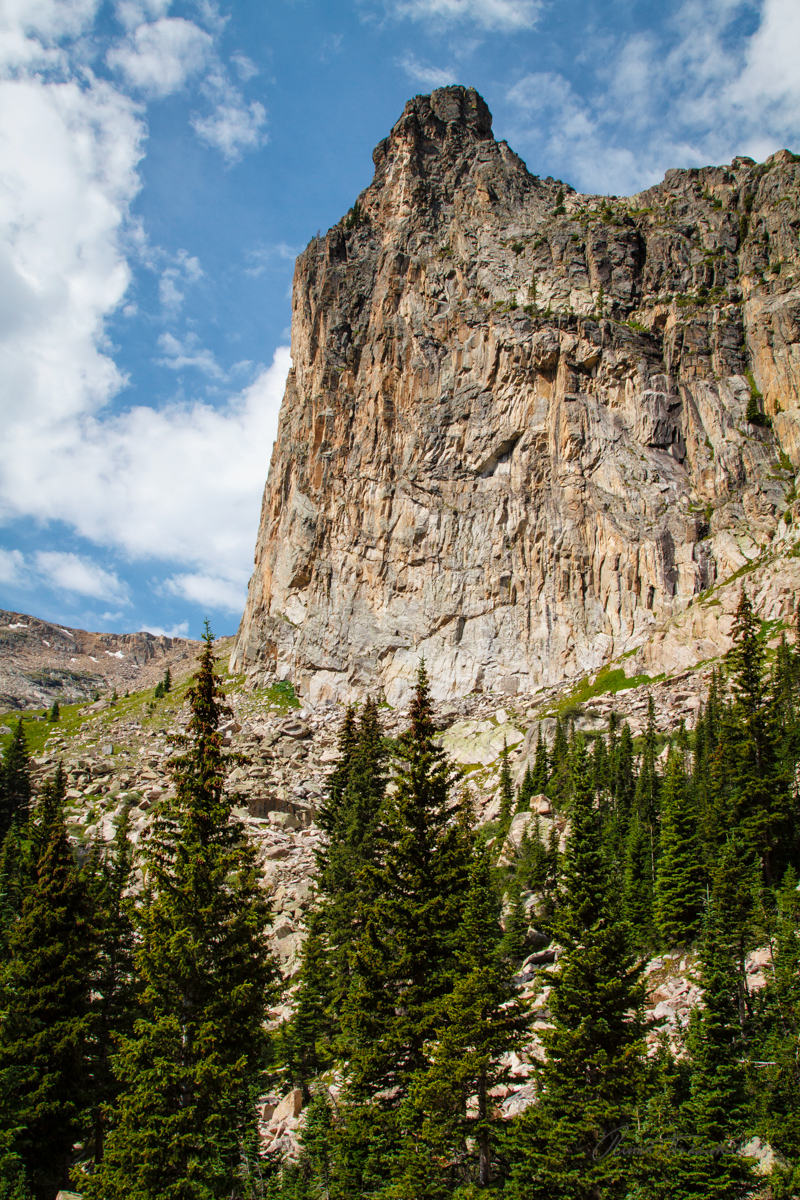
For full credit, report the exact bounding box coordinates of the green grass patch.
[260,679,301,711]
[544,666,654,716]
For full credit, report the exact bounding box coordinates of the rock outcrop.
[0,610,200,709]
[233,85,800,705]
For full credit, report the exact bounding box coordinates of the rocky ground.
[1,630,783,1161]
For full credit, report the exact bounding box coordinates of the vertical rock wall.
[232,87,800,705]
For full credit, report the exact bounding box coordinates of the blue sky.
[0,0,798,641]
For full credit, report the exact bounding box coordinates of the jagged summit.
[375,85,493,163]
[232,91,800,707]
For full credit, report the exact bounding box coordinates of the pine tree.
[509,737,646,1199]
[547,716,571,809]
[313,697,387,1022]
[623,808,657,951]
[516,765,535,812]
[726,589,791,881]
[286,907,336,1089]
[671,907,754,1199]
[0,775,92,1199]
[655,746,704,947]
[498,737,514,831]
[163,666,172,694]
[83,809,139,1163]
[0,721,31,840]
[47,700,59,722]
[531,726,549,794]
[751,869,800,1197]
[87,624,280,1200]
[342,662,470,1100]
[403,842,526,1191]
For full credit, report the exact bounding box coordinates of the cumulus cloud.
[399,53,457,87]
[388,0,541,30]
[0,549,130,604]
[107,17,213,98]
[35,552,130,603]
[505,0,800,194]
[140,620,190,637]
[0,6,283,620]
[165,572,248,612]
[192,68,267,161]
[158,249,203,315]
[157,330,225,376]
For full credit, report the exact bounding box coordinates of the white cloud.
[158,248,203,315]
[157,330,224,376]
[388,0,541,31]
[114,0,171,32]
[0,548,129,603]
[399,53,457,87]
[140,620,190,637]
[504,0,800,194]
[34,552,130,603]
[107,17,212,98]
[230,51,258,81]
[165,572,247,612]
[0,549,27,587]
[192,69,267,162]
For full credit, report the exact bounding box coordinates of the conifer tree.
[509,737,646,1199]
[725,589,791,881]
[516,765,535,812]
[313,697,387,1020]
[285,907,336,1089]
[672,907,754,1199]
[531,725,549,794]
[404,842,526,1191]
[88,624,279,1200]
[342,662,470,1100]
[498,737,514,831]
[0,773,92,1199]
[751,869,800,1197]
[0,721,31,840]
[655,746,704,947]
[547,716,571,809]
[83,809,138,1163]
[623,808,657,951]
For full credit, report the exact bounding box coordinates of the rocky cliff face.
[233,86,800,705]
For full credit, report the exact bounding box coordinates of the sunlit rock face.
[232,86,800,706]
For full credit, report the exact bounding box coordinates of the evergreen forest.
[0,592,798,1199]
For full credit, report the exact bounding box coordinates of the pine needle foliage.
[87,624,279,1200]
[0,773,91,1199]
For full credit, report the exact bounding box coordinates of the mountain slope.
[233,85,800,705]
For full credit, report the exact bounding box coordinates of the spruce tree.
[531,725,549,794]
[498,737,514,831]
[547,716,571,809]
[655,746,704,947]
[726,589,791,881]
[516,765,535,812]
[0,774,92,1199]
[285,907,336,1089]
[88,625,279,1200]
[671,908,754,1199]
[342,662,470,1100]
[313,697,387,1022]
[751,869,800,1197]
[83,809,138,1163]
[0,721,31,840]
[509,737,646,1199]
[402,842,526,1191]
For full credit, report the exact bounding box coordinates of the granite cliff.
[233,86,800,705]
